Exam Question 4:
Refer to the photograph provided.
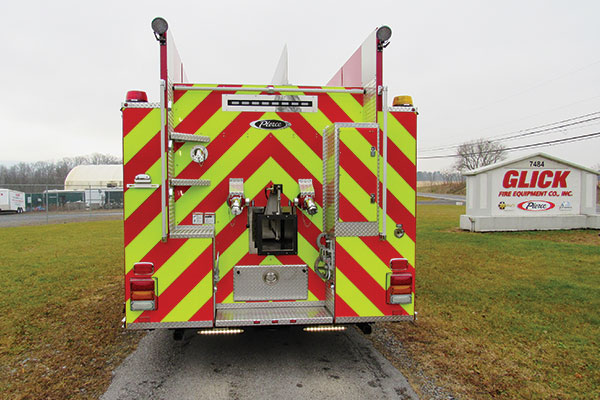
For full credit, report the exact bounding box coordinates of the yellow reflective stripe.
[243,158,299,206]
[154,238,211,291]
[222,292,234,303]
[274,133,323,183]
[384,112,416,165]
[125,300,142,323]
[338,167,374,220]
[123,159,162,220]
[162,271,213,322]
[175,129,269,223]
[300,110,331,136]
[297,234,319,265]
[337,237,387,290]
[219,231,249,279]
[384,214,415,266]
[338,127,378,173]
[328,93,363,121]
[174,111,242,176]
[387,168,416,216]
[400,300,414,316]
[336,269,382,317]
[172,90,211,128]
[125,215,161,273]
[123,109,161,164]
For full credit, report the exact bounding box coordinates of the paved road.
[417,192,465,205]
[0,210,122,227]
[101,327,418,400]
[417,193,600,213]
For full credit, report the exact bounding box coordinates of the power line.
[417,131,600,160]
[420,110,600,153]
[460,58,600,113]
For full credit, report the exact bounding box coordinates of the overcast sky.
[2,0,600,171]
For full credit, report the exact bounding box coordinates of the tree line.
[0,153,121,187]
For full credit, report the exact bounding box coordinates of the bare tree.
[0,153,121,185]
[454,138,507,172]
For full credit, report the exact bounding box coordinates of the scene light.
[303,325,347,332]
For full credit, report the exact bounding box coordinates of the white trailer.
[0,189,26,213]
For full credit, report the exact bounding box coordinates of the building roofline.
[462,152,600,176]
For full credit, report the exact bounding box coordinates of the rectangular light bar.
[198,328,244,335]
[303,325,347,332]
[222,94,318,113]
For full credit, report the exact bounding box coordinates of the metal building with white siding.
[460,152,599,232]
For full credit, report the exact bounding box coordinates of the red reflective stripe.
[172,91,222,134]
[390,112,416,140]
[175,112,264,179]
[124,189,161,246]
[123,108,153,137]
[334,294,358,318]
[336,245,408,316]
[136,248,212,322]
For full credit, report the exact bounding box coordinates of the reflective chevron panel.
[122,85,416,328]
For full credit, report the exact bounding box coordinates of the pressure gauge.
[190,145,208,163]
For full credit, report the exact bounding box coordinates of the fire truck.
[121,18,416,338]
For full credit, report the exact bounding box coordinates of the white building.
[64,164,123,190]
[460,152,599,232]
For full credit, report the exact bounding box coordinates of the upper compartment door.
[323,122,380,237]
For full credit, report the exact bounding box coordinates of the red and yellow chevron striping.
[122,84,416,329]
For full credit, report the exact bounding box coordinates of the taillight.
[133,262,154,275]
[130,262,157,311]
[390,274,412,286]
[386,258,413,305]
[131,279,154,291]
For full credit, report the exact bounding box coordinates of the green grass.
[387,205,600,399]
[0,221,141,399]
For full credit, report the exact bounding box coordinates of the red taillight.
[390,273,412,286]
[131,278,154,292]
[387,258,413,305]
[133,262,154,275]
[125,90,148,102]
[390,258,408,271]
[129,276,157,311]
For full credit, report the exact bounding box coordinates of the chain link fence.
[0,183,123,226]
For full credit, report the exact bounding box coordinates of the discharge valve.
[228,178,248,216]
[294,179,318,216]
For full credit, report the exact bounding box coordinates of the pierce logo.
[517,200,555,211]
[250,119,291,130]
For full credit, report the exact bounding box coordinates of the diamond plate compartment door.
[233,265,309,301]
[334,123,380,237]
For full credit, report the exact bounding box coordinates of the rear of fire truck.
[121,18,416,338]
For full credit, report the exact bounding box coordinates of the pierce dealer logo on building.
[517,200,555,211]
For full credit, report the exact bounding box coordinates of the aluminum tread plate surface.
[233,264,308,301]
[215,306,332,327]
[170,178,211,186]
[335,221,379,237]
[170,225,215,238]
[170,132,211,142]
[127,321,213,330]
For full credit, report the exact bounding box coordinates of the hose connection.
[294,179,318,216]
[228,178,249,216]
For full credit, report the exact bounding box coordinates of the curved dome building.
[64,165,123,190]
